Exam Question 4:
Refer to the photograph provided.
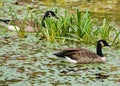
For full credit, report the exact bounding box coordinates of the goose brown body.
[8,20,39,32]
[0,11,58,32]
[54,40,109,64]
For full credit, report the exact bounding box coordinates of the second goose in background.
[0,11,58,32]
[54,40,110,64]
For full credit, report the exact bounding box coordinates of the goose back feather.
[54,48,103,63]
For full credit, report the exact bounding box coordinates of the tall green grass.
[9,8,119,47]
[40,9,120,47]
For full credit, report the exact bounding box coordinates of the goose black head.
[98,40,109,46]
[44,11,59,18]
[97,40,110,57]
[42,11,59,27]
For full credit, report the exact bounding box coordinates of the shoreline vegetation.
[4,9,119,48]
[0,1,119,48]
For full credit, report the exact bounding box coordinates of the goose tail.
[0,19,11,24]
[53,51,66,58]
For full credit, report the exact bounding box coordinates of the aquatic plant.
[2,6,119,47]
[40,9,120,47]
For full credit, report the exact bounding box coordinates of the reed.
[40,9,120,47]
[8,8,119,47]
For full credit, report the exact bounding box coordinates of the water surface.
[0,0,120,86]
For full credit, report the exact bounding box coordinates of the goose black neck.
[41,15,47,28]
[96,41,104,57]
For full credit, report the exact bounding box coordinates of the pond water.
[1,0,120,26]
[54,0,120,26]
[0,0,120,86]
[0,32,120,86]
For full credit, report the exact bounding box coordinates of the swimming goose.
[54,40,110,64]
[41,11,59,27]
[0,11,58,32]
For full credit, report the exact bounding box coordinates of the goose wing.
[54,48,79,58]
[68,48,101,63]
[10,20,39,32]
[54,48,99,60]
[74,48,99,58]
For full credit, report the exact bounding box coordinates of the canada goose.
[54,40,110,64]
[0,11,58,32]
[41,11,59,27]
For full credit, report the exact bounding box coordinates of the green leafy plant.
[39,9,120,47]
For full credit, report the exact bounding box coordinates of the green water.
[1,0,120,26]
[0,30,120,86]
[0,0,120,86]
